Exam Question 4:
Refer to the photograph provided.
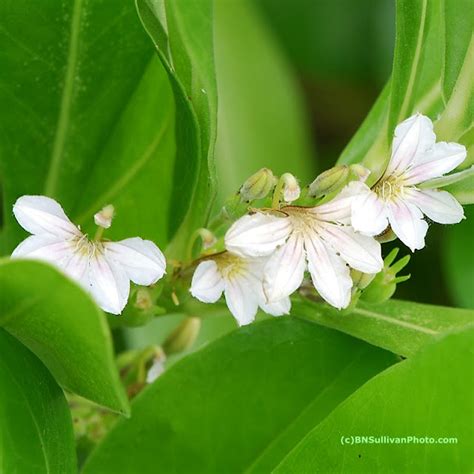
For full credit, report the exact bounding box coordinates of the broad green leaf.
[0,0,177,255]
[83,319,395,473]
[293,298,474,357]
[0,329,76,473]
[443,206,474,308]
[443,171,474,204]
[137,0,218,257]
[0,259,129,414]
[275,327,474,473]
[214,0,315,202]
[338,0,473,177]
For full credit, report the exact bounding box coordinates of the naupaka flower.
[11,195,166,314]
[190,252,290,326]
[225,186,384,309]
[350,113,466,251]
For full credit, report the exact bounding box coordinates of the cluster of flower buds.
[9,113,468,328]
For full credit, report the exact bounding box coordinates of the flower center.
[216,253,247,279]
[283,206,322,236]
[374,177,404,202]
[72,234,104,258]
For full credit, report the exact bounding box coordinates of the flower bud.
[198,228,217,250]
[162,317,201,355]
[281,173,301,202]
[351,269,376,290]
[240,168,277,201]
[360,248,411,304]
[349,164,370,182]
[309,165,350,197]
[94,204,115,229]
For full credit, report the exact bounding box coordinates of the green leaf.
[293,298,474,357]
[338,0,473,176]
[0,329,76,473]
[0,0,177,254]
[82,319,395,473]
[137,0,218,257]
[214,0,315,202]
[0,259,129,415]
[275,326,474,473]
[443,206,474,308]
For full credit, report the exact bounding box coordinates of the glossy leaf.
[275,327,474,473]
[443,206,474,308]
[0,329,76,473]
[0,259,129,414]
[0,0,178,254]
[337,0,473,179]
[83,319,395,473]
[293,298,474,357]
[137,0,218,257]
[214,0,315,202]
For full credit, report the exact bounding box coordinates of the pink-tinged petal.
[387,199,428,252]
[260,296,291,317]
[224,277,259,326]
[315,181,370,224]
[351,187,388,236]
[89,253,130,315]
[321,224,384,273]
[263,234,306,302]
[386,114,436,176]
[405,188,464,224]
[305,236,352,309]
[13,195,81,238]
[61,251,90,291]
[225,212,292,257]
[11,234,74,266]
[190,260,224,303]
[104,237,166,286]
[403,142,467,185]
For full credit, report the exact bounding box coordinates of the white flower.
[190,252,291,326]
[225,186,383,309]
[351,113,466,251]
[11,196,166,314]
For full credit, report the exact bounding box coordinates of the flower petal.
[263,234,306,302]
[405,188,464,224]
[225,212,291,257]
[13,195,81,238]
[104,238,166,286]
[387,199,428,252]
[403,142,467,185]
[260,296,291,317]
[305,236,352,309]
[350,186,388,236]
[89,253,130,315]
[190,260,224,303]
[11,234,73,263]
[321,224,384,273]
[386,114,436,176]
[224,277,259,326]
[315,181,369,224]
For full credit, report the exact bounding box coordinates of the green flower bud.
[281,173,301,202]
[163,317,201,355]
[360,248,411,304]
[309,165,350,197]
[240,168,277,201]
[351,269,376,290]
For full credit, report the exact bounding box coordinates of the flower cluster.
[10,114,467,324]
[189,113,466,324]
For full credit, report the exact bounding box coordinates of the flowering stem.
[94,226,105,242]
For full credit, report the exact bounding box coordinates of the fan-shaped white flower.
[11,195,166,314]
[350,113,466,251]
[190,252,290,326]
[225,186,384,309]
